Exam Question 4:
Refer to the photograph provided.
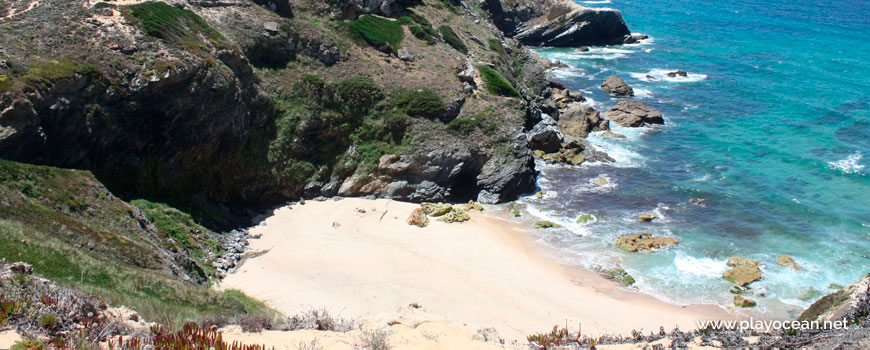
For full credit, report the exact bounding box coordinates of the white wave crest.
[631,69,708,83]
[674,255,729,278]
[828,151,865,175]
[634,88,653,99]
[581,0,612,4]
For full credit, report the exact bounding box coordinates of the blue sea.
[524,0,870,317]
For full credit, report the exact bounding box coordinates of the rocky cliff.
[481,0,631,47]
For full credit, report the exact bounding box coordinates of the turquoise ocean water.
[525,0,870,317]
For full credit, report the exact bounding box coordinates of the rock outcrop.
[407,208,429,227]
[605,100,665,127]
[614,233,679,252]
[601,75,634,97]
[536,140,586,165]
[482,0,630,47]
[528,115,563,153]
[734,295,757,308]
[723,257,762,287]
[799,275,870,323]
[777,254,802,270]
[558,104,610,138]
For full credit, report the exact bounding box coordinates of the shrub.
[476,65,519,97]
[438,25,467,54]
[447,114,496,135]
[397,16,413,25]
[335,76,384,112]
[487,38,507,56]
[409,25,437,45]
[11,340,45,350]
[389,89,445,119]
[348,15,403,54]
[125,1,224,46]
[360,328,392,350]
[284,308,355,332]
[38,314,58,329]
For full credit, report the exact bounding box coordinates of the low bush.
[348,15,403,54]
[438,25,467,54]
[125,1,225,49]
[389,89,445,119]
[476,65,519,97]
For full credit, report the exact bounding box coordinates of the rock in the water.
[407,208,429,228]
[595,175,608,185]
[776,254,802,270]
[614,233,679,252]
[422,202,453,217]
[689,198,707,207]
[734,295,757,308]
[579,46,590,52]
[535,221,559,229]
[527,115,563,153]
[605,100,664,127]
[576,213,595,224]
[601,131,626,139]
[604,267,635,286]
[558,103,610,138]
[600,75,634,97]
[623,33,649,44]
[541,140,586,165]
[666,70,688,78]
[722,256,762,287]
[638,212,657,222]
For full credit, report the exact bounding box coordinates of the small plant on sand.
[527,325,579,348]
[360,328,391,350]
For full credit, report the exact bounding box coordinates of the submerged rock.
[614,233,679,252]
[600,75,634,97]
[605,100,665,127]
[734,295,757,308]
[638,212,657,222]
[576,213,595,224]
[722,256,762,287]
[407,208,429,228]
[776,254,802,270]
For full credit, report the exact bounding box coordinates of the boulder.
[535,221,559,229]
[557,103,610,138]
[456,61,476,84]
[604,267,635,286]
[422,202,453,217]
[407,208,429,227]
[263,21,279,33]
[551,87,585,109]
[398,48,414,62]
[666,70,688,78]
[438,208,470,223]
[605,100,664,127]
[601,131,626,139]
[600,75,634,97]
[722,257,762,287]
[622,33,649,44]
[463,200,484,212]
[614,233,679,252]
[776,254,802,270]
[734,295,757,308]
[638,212,657,222]
[527,115,563,153]
[541,140,586,165]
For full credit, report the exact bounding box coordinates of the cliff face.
[0,0,558,205]
[482,0,631,47]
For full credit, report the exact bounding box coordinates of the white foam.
[580,0,612,4]
[631,69,708,83]
[634,88,653,99]
[586,125,649,168]
[828,151,865,175]
[674,255,729,278]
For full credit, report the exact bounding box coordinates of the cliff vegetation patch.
[348,14,404,54]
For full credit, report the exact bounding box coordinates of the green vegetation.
[477,65,519,97]
[11,340,45,350]
[124,1,225,50]
[406,12,439,45]
[438,25,468,55]
[512,208,521,217]
[487,38,507,56]
[447,114,496,135]
[348,14,403,54]
[606,267,636,286]
[576,213,594,224]
[390,88,445,119]
[92,2,116,10]
[0,160,275,328]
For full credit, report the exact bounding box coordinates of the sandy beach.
[221,198,735,345]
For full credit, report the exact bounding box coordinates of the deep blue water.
[525,0,870,316]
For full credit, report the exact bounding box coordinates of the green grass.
[0,160,277,328]
[438,25,467,54]
[348,15,403,54]
[409,25,438,45]
[389,88,445,119]
[487,38,507,56]
[124,1,226,51]
[476,65,519,97]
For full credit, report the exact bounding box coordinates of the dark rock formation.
[558,103,610,138]
[528,115,563,153]
[601,75,634,97]
[482,0,630,47]
[667,70,689,77]
[605,100,665,127]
